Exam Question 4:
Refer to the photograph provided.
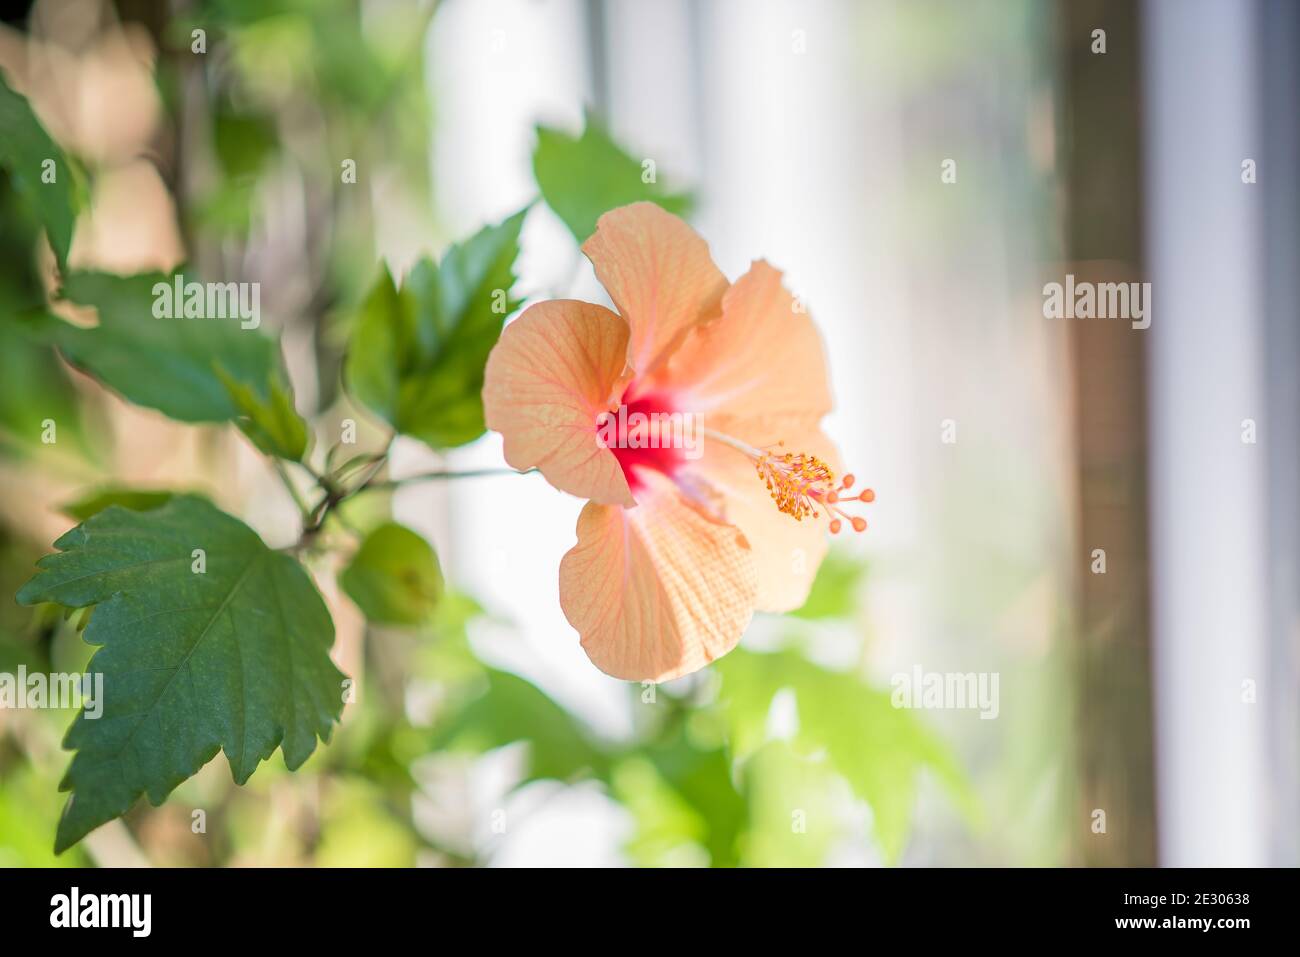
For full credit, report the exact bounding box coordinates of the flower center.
[599,388,691,493]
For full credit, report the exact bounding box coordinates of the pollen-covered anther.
[753,445,874,533]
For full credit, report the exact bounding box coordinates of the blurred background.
[0,0,1296,867]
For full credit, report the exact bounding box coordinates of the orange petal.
[690,419,842,612]
[582,202,728,377]
[661,260,832,423]
[559,472,758,682]
[483,299,634,506]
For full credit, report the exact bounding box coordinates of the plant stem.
[288,449,531,551]
[360,467,535,492]
[273,458,311,521]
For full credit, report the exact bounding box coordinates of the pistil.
[704,429,873,533]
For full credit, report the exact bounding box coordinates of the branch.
[360,467,535,492]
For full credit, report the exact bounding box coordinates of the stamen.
[701,428,874,535]
[754,447,835,522]
[751,441,873,534]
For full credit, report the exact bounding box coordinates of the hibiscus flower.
[482,202,872,682]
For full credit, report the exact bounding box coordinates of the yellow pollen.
[752,442,874,534]
[754,447,835,522]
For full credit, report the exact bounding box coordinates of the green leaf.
[0,316,87,457]
[340,522,443,625]
[315,779,418,867]
[45,271,285,424]
[0,763,90,867]
[644,731,747,867]
[343,265,404,423]
[738,742,840,867]
[612,726,749,868]
[216,364,309,460]
[16,495,347,853]
[344,209,527,449]
[0,69,80,267]
[0,173,89,458]
[430,669,607,784]
[612,757,713,867]
[60,488,175,522]
[789,549,865,620]
[533,114,693,244]
[716,648,975,864]
[212,101,277,181]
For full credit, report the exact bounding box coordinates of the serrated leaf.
[533,114,693,244]
[344,209,526,449]
[340,522,442,625]
[16,495,347,853]
[46,271,285,424]
[216,364,309,460]
[0,69,80,267]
